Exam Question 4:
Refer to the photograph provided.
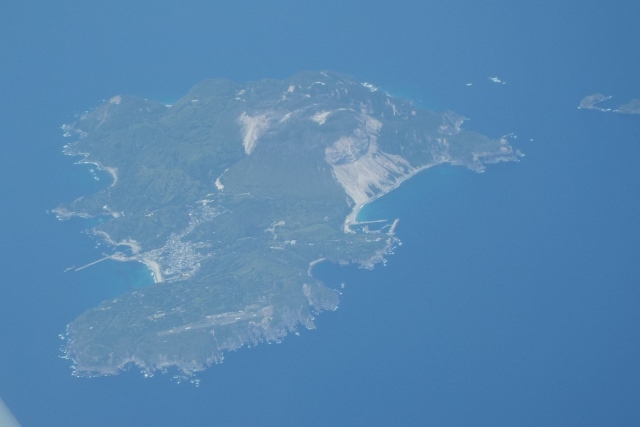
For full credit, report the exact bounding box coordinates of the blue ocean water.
[1,1,639,426]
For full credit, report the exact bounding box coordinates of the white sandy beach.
[342,162,436,233]
[64,145,119,187]
[78,159,118,187]
[307,258,326,276]
[141,258,164,283]
[91,231,163,283]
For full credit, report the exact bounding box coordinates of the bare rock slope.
[57,71,520,379]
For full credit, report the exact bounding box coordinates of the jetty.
[75,255,111,271]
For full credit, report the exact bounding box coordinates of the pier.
[388,218,400,235]
[74,255,112,271]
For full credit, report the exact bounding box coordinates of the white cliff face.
[311,111,332,125]
[325,135,370,165]
[233,77,517,235]
[325,114,413,208]
[238,112,271,155]
[58,72,522,380]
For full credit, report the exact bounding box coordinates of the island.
[578,93,613,111]
[57,71,521,379]
[615,98,640,115]
[578,93,640,115]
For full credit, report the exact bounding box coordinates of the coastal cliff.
[57,71,520,378]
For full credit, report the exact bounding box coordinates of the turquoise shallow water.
[50,156,156,303]
[356,164,460,223]
[72,259,155,303]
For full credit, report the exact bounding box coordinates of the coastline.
[141,258,164,283]
[76,158,118,187]
[343,162,437,233]
[91,231,164,283]
[63,143,118,187]
[307,258,326,276]
[108,253,164,284]
[92,231,141,254]
[58,140,163,283]
[72,253,162,284]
